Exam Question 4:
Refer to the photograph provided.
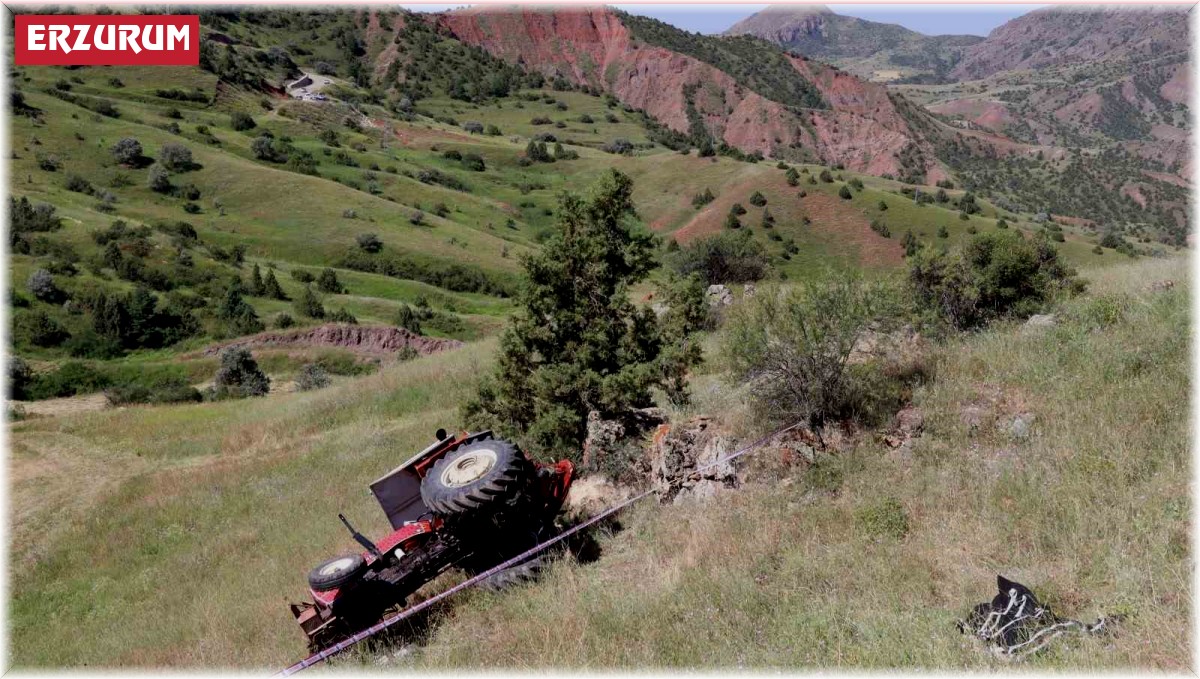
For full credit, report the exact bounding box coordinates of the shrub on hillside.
[691,188,715,208]
[106,377,201,405]
[296,363,331,391]
[22,361,108,399]
[356,233,383,253]
[65,174,93,194]
[838,185,853,200]
[111,137,143,165]
[461,153,486,171]
[18,310,70,347]
[748,191,767,207]
[147,164,171,192]
[212,347,270,399]
[316,268,345,294]
[8,357,32,400]
[158,143,194,171]
[907,230,1083,330]
[230,111,256,131]
[720,273,880,431]
[294,285,325,319]
[27,269,63,303]
[666,230,766,285]
[395,304,422,334]
[601,138,633,155]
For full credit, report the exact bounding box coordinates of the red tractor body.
[290,430,573,650]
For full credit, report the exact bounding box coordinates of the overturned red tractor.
[290,429,574,650]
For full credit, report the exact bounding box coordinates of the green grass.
[8,256,1188,669]
[376,257,1190,671]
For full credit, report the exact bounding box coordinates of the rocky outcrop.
[649,416,737,503]
[581,407,666,470]
[435,7,940,179]
[199,324,462,358]
[705,284,733,308]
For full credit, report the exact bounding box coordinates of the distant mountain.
[949,5,1188,81]
[724,5,983,82]
[913,6,1189,210]
[438,6,948,182]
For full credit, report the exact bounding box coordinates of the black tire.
[307,554,367,591]
[480,557,545,592]
[421,439,528,517]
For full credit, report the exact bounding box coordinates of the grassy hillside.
[8,254,1187,669]
[6,10,1187,669]
[358,257,1192,671]
[12,46,1127,405]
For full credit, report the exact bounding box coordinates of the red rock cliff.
[436,7,940,180]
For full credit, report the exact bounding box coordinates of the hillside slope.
[8,255,1188,669]
[949,6,1188,81]
[725,5,982,82]
[436,7,945,182]
[374,258,1190,671]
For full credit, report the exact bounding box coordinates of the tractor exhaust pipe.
[339,513,382,560]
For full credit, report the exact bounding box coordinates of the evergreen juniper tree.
[262,269,287,300]
[463,169,702,459]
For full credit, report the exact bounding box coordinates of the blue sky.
[399,4,1045,37]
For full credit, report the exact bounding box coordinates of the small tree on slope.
[464,169,701,459]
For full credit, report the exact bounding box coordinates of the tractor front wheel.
[421,439,529,517]
[307,554,367,591]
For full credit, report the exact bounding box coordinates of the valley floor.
[7,257,1190,670]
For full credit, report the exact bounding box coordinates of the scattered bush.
[148,164,171,192]
[111,137,143,165]
[296,363,331,391]
[294,285,325,319]
[18,309,70,347]
[27,269,62,303]
[720,273,881,430]
[395,304,422,334]
[356,233,383,253]
[158,142,194,171]
[907,230,1083,330]
[748,191,767,207]
[666,229,766,285]
[65,174,93,194]
[691,188,716,208]
[601,138,634,155]
[838,185,853,200]
[212,347,270,398]
[230,111,257,131]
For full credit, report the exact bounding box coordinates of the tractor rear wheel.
[421,439,528,517]
[307,554,367,591]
